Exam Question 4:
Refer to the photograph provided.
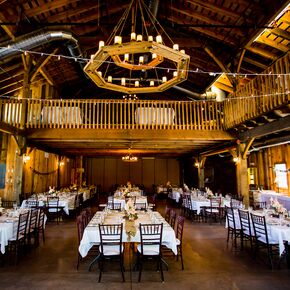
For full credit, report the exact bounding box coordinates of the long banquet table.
[79,210,177,258]
[0,208,44,254]
[227,209,290,255]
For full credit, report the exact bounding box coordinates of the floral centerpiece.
[48,186,57,196]
[70,183,78,191]
[124,198,138,220]
[270,198,287,216]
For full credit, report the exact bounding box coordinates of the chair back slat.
[17,211,29,240]
[251,213,269,243]
[176,215,185,242]
[139,223,163,254]
[99,224,123,254]
[238,209,252,236]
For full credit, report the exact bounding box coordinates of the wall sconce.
[194,162,200,168]
[58,161,65,167]
[233,157,240,164]
[23,154,30,164]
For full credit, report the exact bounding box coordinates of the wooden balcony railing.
[0,99,224,131]
[224,52,290,129]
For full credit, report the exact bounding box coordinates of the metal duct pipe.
[148,0,160,18]
[172,85,217,100]
[248,140,290,153]
[0,30,83,65]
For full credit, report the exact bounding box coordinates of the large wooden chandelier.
[84,0,190,94]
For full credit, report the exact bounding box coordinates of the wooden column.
[198,156,206,189]
[235,143,249,207]
[20,54,32,129]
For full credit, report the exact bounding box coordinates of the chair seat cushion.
[137,244,160,255]
[100,244,123,256]
[206,208,219,213]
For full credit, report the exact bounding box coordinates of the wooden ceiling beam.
[171,5,244,36]
[46,2,103,22]
[204,46,236,87]
[24,0,81,18]
[245,46,277,59]
[30,48,59,82]
[239,115,290,141]
[271,27,290,40]
[255,35,289,52]
[164,15,236,46]
[39,67,54,86]
[243,57,268,70]
[185,0,240,19]
[214,82,234,93]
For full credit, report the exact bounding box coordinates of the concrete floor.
[0,200,289,290]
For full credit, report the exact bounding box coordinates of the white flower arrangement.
[270,198,287,215]
[124,198,138,220]
[48,186,56,194]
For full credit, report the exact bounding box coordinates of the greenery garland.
[29,166,58,175]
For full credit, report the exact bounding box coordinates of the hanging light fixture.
[84,0,190,94]
[122,148,138,162]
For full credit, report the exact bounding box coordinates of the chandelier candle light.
[84,0,190,94]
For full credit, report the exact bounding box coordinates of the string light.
[1,46,289,77]
[0,90,289,103]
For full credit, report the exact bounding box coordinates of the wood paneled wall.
[84,157,180,193]
[22,149,73,196]
[248,144,290,195]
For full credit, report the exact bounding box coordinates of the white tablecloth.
[79,211,177,258]
[258,191,290,211]
[0,216,16,254]
[226,209,290,255]
[189,197,231,215]
[135,108,175,125]
[168,188,183,202]
[21,198,70,215]
[41,106,82,125]
[0,208,46,254]
[108,196,147,210]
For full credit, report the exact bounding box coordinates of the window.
[274,163,288,189]
[248,167,257,185]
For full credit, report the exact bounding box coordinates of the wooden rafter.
[170,5,244,36]
[204,46,236,87]
[185,0,240,19]
[164,15,236,45]
[271,27,290,40]
[255,35,289,52]
[24,0,81,18]
[46,2,103,22]
[237,48,246,73]
[245,46,277,59]
[30,48,59,82]
[214,82,234,93]
[243,57,268,70]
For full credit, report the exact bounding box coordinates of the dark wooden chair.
[46,196,62,224]
[7,211,29,264]
[251,213,279,269]
[169,209,177,229]
[2,200,16,209]
[27,208,39,248]
[37,208,46,244]
[238,209,254,251]
[225,206,241,248]
[137,223,164,282]
[98,224,124,282]
[176,215,185,270]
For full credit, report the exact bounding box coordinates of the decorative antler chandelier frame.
[84,0,190,94]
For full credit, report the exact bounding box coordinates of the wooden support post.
[235,143,249,207]
[20,54,32,129]
[198,156,207,189]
